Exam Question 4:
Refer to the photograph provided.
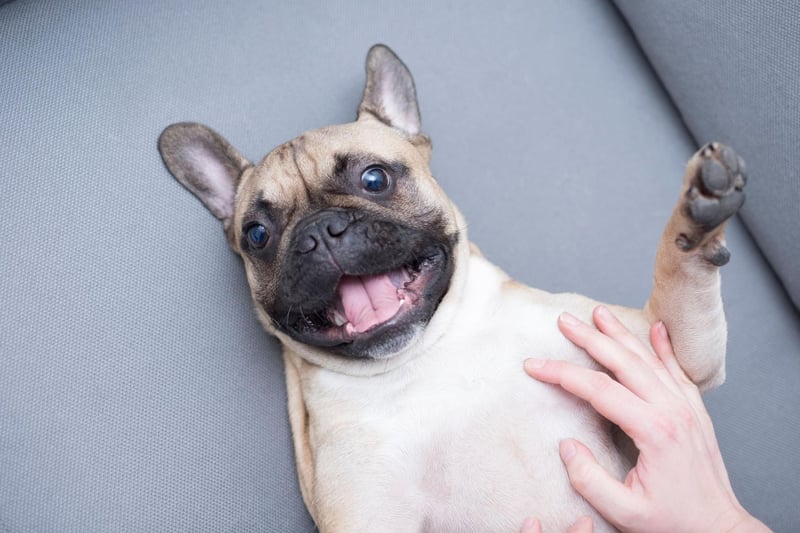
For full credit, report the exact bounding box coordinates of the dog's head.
[159,45,468,370]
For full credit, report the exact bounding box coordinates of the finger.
[593,308,686,398]
[525,359,652,441]
[592,306,659,365]
[648,324,738,498]
[648,321,714,413]
[519,517,542,533]
[559,439,643,528]
[649,321,718,423]
[649,320,695,389]
[557,312,671,403]
[566,516,594,533]
[650,322,733,485]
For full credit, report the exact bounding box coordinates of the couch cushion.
[1,0,798,531]
[614,0,800,311]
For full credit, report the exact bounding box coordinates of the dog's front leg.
[644,143,746,391]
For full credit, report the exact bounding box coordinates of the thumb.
[559,439,639,526]
[567,516,594,533]
[519,517,542,533]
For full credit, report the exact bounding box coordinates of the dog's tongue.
[338,273,402,334]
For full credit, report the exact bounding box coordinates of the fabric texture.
[1,1,798,531]
[614,0,800,310]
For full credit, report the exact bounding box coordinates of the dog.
[158,44,746,532]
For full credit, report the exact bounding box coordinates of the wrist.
[723,508,772,533]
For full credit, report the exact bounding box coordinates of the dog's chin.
[275,246,452,360]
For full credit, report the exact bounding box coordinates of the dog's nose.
[294,209,354,254]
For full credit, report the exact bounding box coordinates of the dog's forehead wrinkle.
[250,144,312,219]
[281,135,326,206]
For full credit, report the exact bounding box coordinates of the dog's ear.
[358,44,422,137]
[158,122,251,221]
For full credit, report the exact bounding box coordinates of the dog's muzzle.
[268,208,455,359]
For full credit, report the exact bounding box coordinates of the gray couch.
[2,1,798,531]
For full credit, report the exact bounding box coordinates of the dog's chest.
[303,261,625,531]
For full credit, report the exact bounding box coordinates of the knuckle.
[613,504,645,530]
[650,405,697,444]
[675,405,697,427]
[564,453,595,493]
[616,501,659,532]
[649,358,668,374]
[568,462,594,494]
[588,371,616,395]
[650,412,679,442]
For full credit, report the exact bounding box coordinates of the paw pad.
[677,143,747,254]
[698,144,746,196]
[686,143,746,232]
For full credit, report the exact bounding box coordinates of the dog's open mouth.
[282,246,451,355]
[333,261,424,335]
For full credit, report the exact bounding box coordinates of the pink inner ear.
[186,145,236,220]
[379,80,419,136]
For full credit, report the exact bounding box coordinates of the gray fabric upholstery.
[1,1,798,531]
[614,0,800,310]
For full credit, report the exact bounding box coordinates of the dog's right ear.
[158,122,252,222]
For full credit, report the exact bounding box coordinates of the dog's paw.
[687,143,746,230]
[676,143,747,265]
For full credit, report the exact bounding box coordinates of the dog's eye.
[361,167,390,193]
[246,223,269,248]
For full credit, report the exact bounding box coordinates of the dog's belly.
[393,341,620,532]
[303,266,631,532]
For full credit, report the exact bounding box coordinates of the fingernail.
[655,321,668,339]
[559,312,581,327]
[595,305,612,321]
[559,439,577,462]
[524,357,545,370]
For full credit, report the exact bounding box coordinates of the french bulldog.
[158,44,746,532]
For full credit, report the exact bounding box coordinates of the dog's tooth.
[332,309,348,327]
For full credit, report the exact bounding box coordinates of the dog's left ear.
[358,44,423,137]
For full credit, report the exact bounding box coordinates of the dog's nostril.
[298,235,318,254]
[326,218,349,237]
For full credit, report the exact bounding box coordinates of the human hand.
[521,306,770,533]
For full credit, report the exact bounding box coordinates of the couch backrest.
[614,0,800,310]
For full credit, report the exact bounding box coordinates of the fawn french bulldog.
[159,45,745,531]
